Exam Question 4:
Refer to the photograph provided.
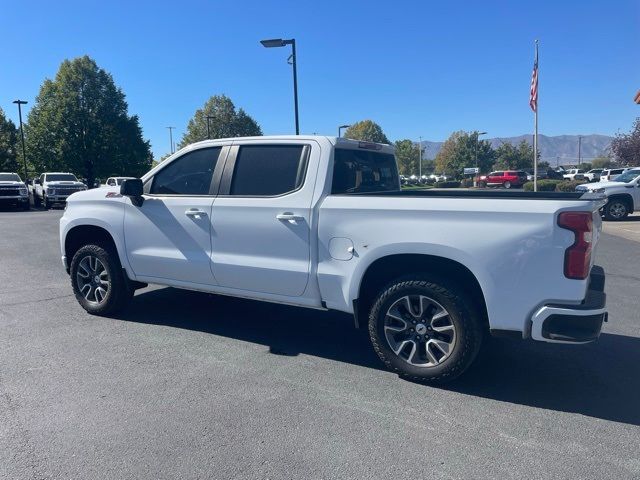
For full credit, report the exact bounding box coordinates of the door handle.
[185,208,207,218]
[276,212,303,223]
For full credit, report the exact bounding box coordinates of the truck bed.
[337,188,591,200]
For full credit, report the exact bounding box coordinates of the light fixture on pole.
[166,126,175,154]
[12,100,28,183]
[260,38,299,135]
[474,131,488,187]
[338,124,350,137]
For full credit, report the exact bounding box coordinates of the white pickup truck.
[576,167,640,220]
[60,136,608,382]
[33,172,87,208]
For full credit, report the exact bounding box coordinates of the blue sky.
[1,0,638,159]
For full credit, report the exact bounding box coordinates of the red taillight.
[558,212,593,279]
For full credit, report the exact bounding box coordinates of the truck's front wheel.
[604,199,629,221]
[70,244,134,315]
[368,276,483,383]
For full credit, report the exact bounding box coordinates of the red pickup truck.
[478,170,528,189]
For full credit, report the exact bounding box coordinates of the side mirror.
[120,179,144,206]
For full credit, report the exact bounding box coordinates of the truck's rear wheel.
[503,181,512,189]
[604,199,629,221]
[70,244,134,315]
[368,276,483,383]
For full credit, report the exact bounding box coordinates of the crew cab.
[600,168,626,182]
[563,169,587,181]
[60,136,608,382]
[576,167,640,220]
[477,170,528,189]
[33,172,87,208]
[0,172,29,210]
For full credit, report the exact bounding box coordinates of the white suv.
[576,168,640,220]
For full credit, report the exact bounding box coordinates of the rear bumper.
[530,266,607,344]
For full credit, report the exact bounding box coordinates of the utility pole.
[12,100,28,182]
[166,127,175,154]
[418,136,423,178]
[578,135,582,165]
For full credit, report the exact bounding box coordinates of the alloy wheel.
[76,255,110,305]
[384,295,457,367]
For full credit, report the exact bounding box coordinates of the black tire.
[70,244,134,315]
[604,199,629,221]
[478,181,486,188]
[34,194,41,207]
[21,201,29,211]
[43,195,49,209]
[368,276,483,383]
[503,180,512,189]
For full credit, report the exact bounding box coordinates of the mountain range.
[420,134,613,166]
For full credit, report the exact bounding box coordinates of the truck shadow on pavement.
[119,286,640,427]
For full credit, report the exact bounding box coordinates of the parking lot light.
[260,38,299,135]
[12,100,28,183]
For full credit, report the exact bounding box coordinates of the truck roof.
[186,135,395,154]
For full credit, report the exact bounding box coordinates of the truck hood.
[65,187,124,203]
[576,181,626,191]
[0,181,26,186]
[45,181,85,187]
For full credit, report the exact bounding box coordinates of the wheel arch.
[353,253,489,331]
[64,224,125,274]
[607,193,634,213]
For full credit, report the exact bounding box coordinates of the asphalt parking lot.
[1,209,639,479]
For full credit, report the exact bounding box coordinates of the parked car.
[33,172,87,209]
[477,170,528,188]
[0,172,29,210]
[584,169,604,182]
[600,168,627,182]
[104,176,136,187]
[563,169,587,181]
[576,167,640,220]
[60,135,608,382]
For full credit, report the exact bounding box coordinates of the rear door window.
[331,148,399,194]
[229,145,307,196]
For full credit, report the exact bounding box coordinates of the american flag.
[529,44,539,112]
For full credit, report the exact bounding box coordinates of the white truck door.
[210,141,318,297]
[123,146,225,286]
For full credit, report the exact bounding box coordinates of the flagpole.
[533,40,539,192]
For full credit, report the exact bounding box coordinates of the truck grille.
[0,189,19,196]
[53,187,82,194]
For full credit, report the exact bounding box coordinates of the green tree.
[178,95,262,148]
[394,139,421,175]
[611,117,640,166]
[343,120,390,144]
[591,155,614,169]
[435,131,495,177]
[0,108,19,173]
[494,140,535,171]
[25,56,151,186]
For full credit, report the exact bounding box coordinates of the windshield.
[0,173,22,182]
[46,174,78,182]
[613,170,640,183]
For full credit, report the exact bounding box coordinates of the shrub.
[557,180,587,192]
[435,180,461,188]
[523,179,562,192]
[460,178,475,188]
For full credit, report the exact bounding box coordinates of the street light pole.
[338,124,350,137]
[12,100,28,182]
[166,126,175,154]
[206,116,213,140]
[473,131,487,187]
[260,38,299,135]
